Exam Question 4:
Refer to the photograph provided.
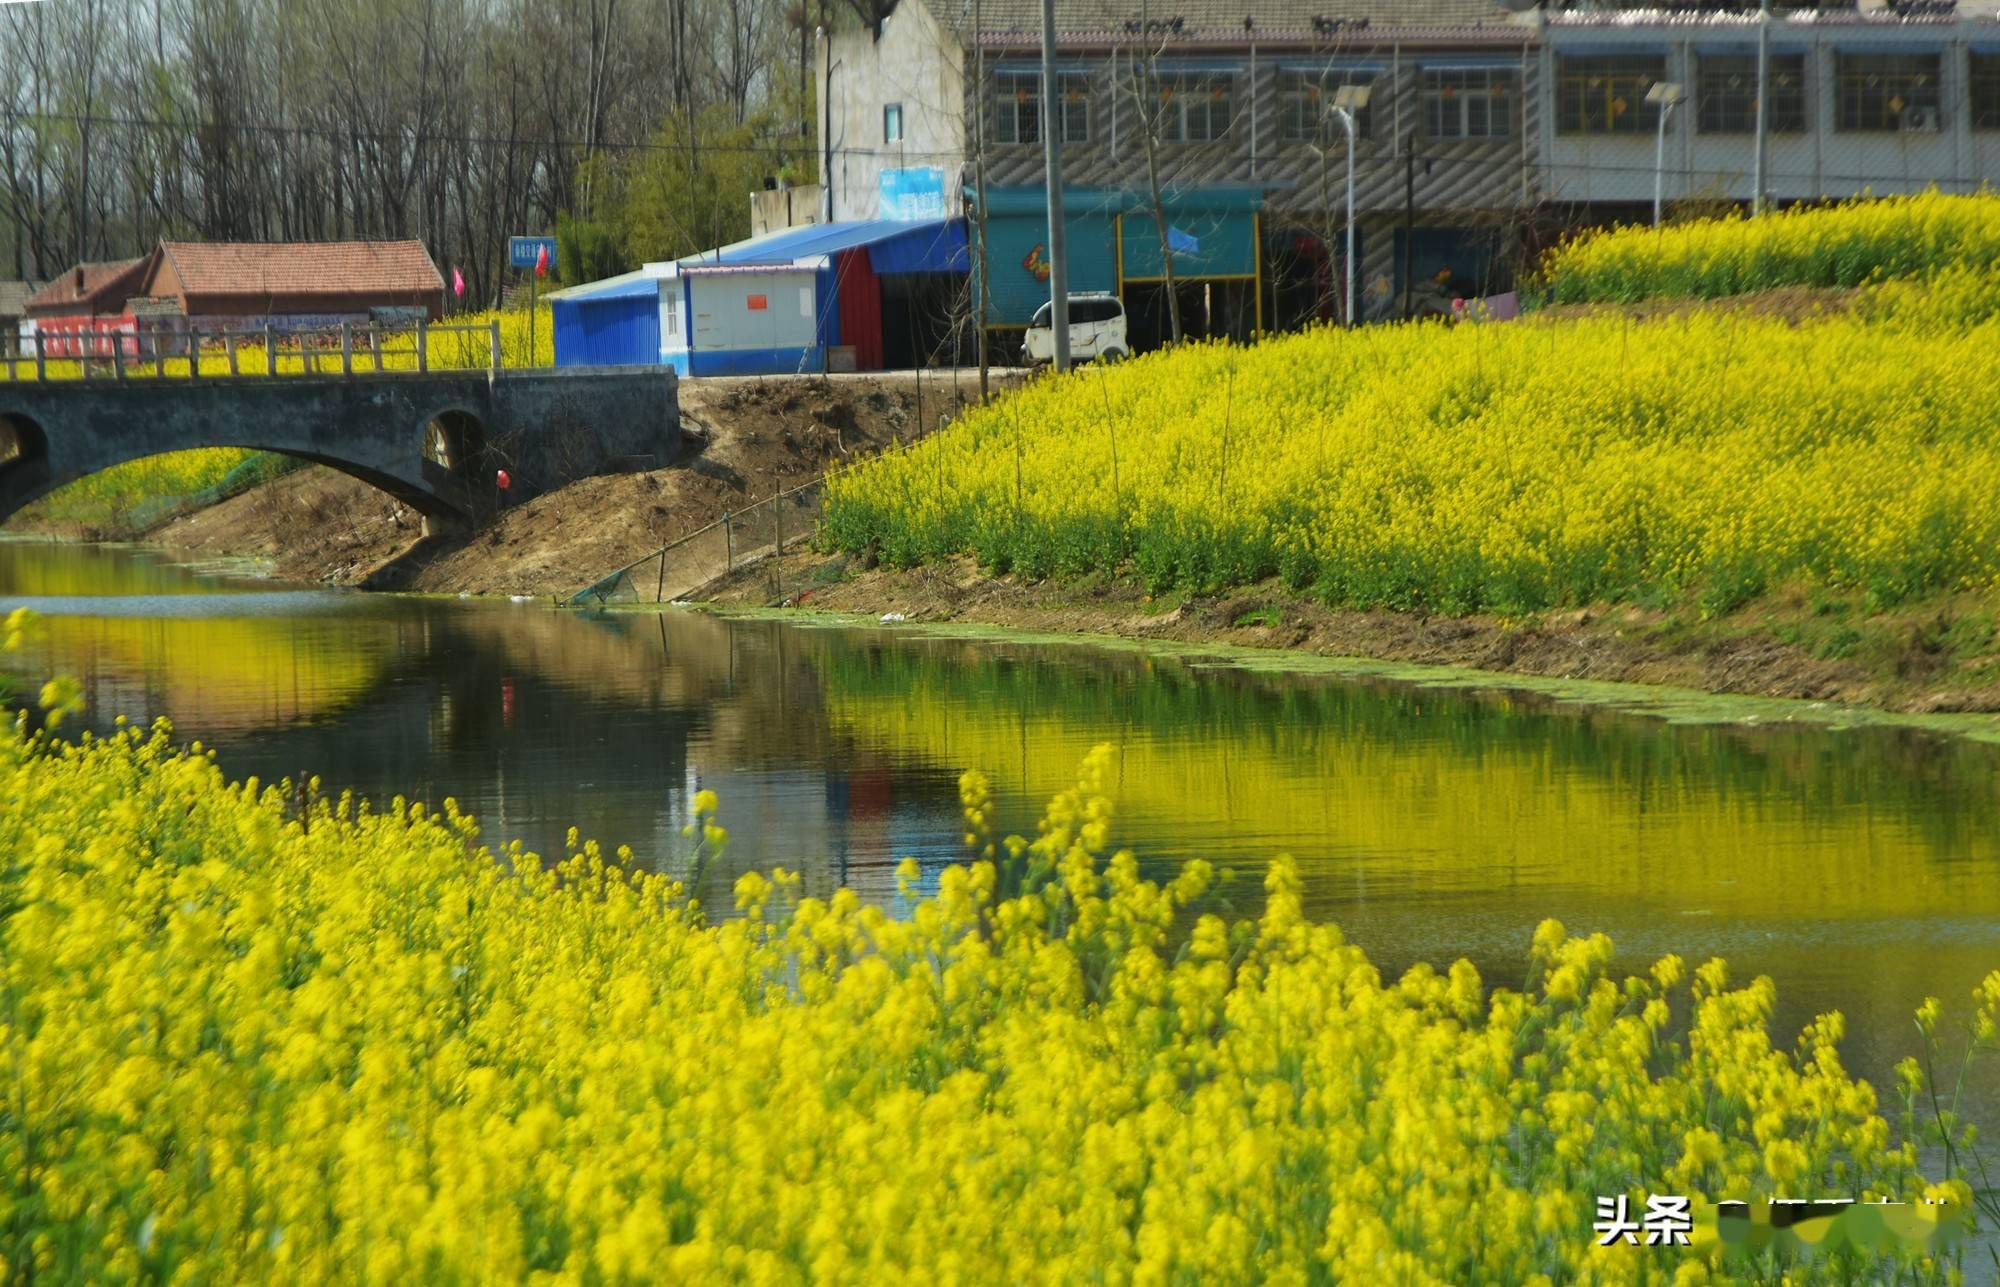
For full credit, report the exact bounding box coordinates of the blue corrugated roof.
[708,219,966,272]
[560,273,661,301]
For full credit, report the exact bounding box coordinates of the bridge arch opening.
[422,409,488,479]
[0,413,48,474]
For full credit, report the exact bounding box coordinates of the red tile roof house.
[132,240,447,328]
[0,280,43,356]
[22,259,148,320]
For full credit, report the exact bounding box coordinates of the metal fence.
[1,319,503,382]
[564,477,826,608]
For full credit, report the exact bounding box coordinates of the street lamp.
[1646,81,1686,228]
[1328,83,1372,328]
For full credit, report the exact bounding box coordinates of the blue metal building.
[550,219,967,375]
[548,270,661,367]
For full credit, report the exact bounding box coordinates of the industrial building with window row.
[555,0,2000,374]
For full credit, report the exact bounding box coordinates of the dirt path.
[1533,284,1864,325]
[151,370,1017,596]
[690,550,2000,718]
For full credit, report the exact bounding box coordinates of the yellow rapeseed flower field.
[1541,191,2000,303]
[0,708,1986,1283]
[823,300,2000,615]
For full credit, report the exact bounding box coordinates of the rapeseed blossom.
[1542,191,2000,302]
[0,719,1970,1282]
[824,199,2000,616]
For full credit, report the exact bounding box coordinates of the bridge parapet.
[3,319,504,381]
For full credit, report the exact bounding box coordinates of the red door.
[834,248,883,371]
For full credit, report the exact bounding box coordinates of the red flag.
[534,244,549,277]
[452,266,466,297]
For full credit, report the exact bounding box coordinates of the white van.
[1021,293,1129,368]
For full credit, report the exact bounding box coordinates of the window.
[1696,53,1806,134]
[1556,54,1667,135]
[991,68,1090,144]
[994,69,1040,144]
[1278,67,1376,143]
[1970,52,2000,128]
[1056,71,1091,142]
[883,102,903,143]
[1070,296,1123,323]
[1030,297,1120,327]
[1152,70,1234,143]
[1423,67,1518,140]
[1836,52,1941,132]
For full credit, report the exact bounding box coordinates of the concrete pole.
[1336,107,1357,329]
[974,0,991,398]
[1754,0,1771,215]
[1654,101,1673,227]
[1039,0,1070,371]
[821,28,836,224]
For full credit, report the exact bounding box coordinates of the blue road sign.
[509,236,557,271]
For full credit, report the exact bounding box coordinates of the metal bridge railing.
[1,319,504,383]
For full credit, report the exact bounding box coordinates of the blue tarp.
[707,219,968,274]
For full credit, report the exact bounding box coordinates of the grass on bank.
[10,449,299,536]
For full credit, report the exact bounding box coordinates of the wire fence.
[563,477,826,608]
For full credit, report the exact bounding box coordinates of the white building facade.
[816,1,2000,338]
[1540,5,2000,212]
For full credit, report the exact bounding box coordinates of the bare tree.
[1122,0,1182,344]
[0,0,807,295]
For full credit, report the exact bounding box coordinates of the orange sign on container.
[747,294,768,311]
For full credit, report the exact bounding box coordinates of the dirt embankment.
[1533,285,1865,326]
[152,371,1012,596]
[694,550,2000,717]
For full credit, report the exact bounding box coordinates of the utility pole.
[1649,83,1686,228]
[1400,133,1416,320]
[821,27,836,222]
[1330,101,1361,328]
[1343,110,1359,328]
[974,0,991,399]
[1039,0,1070,371]
[1753,0,1771,215]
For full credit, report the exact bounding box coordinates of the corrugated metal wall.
[553,289,662,367]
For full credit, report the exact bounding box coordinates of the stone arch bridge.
[0,367,680,528]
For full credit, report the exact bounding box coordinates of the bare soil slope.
[695,551,2000,716]
[154,371,1008,596]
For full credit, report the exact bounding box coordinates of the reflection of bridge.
[0,364,680,527]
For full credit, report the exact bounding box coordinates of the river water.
[4,538,1998,1143]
